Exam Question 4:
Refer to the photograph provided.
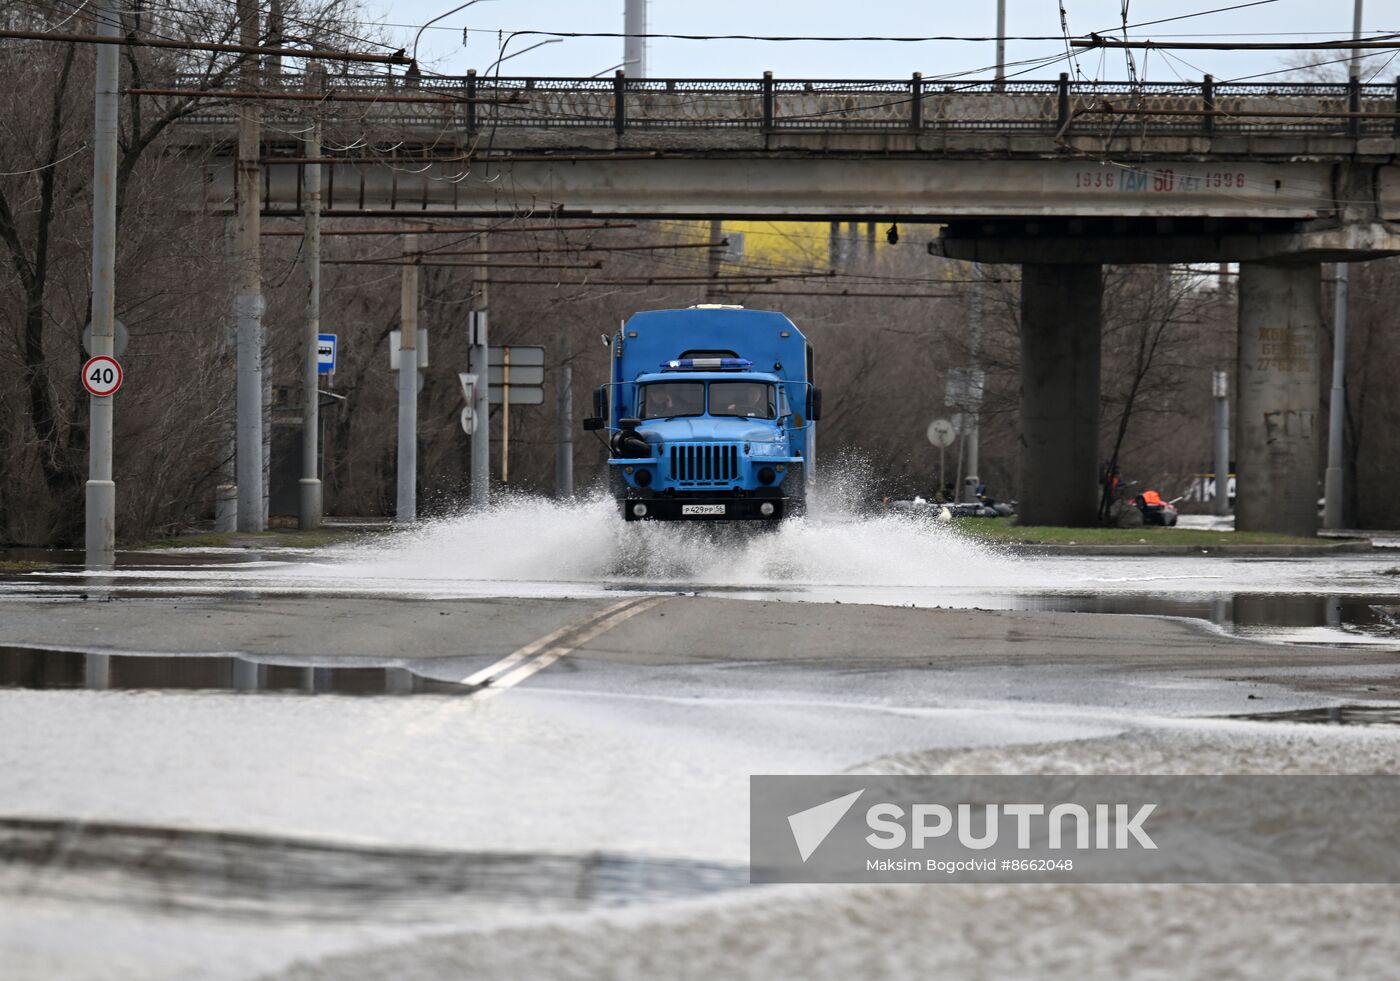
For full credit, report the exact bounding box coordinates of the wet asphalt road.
[4,523,1400,979]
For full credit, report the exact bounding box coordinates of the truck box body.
[585,307,819,522]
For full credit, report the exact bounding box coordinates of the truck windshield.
[639,382,705,419]
[711,382,776,419]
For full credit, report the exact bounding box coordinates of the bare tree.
[0,0,384,544]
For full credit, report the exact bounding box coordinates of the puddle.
[0,547,275,571]
[0,647,466,696]
[1227,704,1400,727]
[0,817,747,921]
[1009,593,1400,647]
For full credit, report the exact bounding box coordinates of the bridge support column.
[1019,264,1102,527]
[1236,261,1322,536]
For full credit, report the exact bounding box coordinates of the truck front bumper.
[620,494,790,522]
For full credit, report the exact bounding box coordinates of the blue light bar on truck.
[661,357,753,371]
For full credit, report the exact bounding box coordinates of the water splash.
[326,484,1017,592]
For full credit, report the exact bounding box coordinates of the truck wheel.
[784,468,807,517]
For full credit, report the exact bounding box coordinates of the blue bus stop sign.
[317,333,337,375]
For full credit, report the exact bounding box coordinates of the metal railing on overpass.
[173,71,1400,139]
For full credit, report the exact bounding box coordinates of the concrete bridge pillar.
[1019,264,1102,527]
[1236,262,1322,536]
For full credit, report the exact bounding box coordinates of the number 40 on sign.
[82,355,123,397]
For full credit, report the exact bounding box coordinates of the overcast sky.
[362,1,1400,84]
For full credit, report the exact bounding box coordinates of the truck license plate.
[682,504,726,516]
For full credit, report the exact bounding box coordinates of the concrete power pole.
[961,2,1003,501]
[961,266,983,503]
[1325,0,1364,530]
[705,219,723,301]
[85,0,120,568]
[215,220,237,533]
[995,0,1007,89]
[1213,370,1231,517]
[556,362,574,497]
[299,64,324,529]
[624,0,647,77]
[471,262,490,507]
[1324,260,1349,529]
[234,0,264,531]
[397,235,419,523]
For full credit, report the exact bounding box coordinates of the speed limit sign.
[82,355,123,397]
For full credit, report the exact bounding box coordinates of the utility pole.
[1213,370,1231,516]
[264,0,284,531]
[234,0,264,531]
[995,0,1007,89]
[471,260,490,506]
[1324,258,1349,529]
[216,220,237,532]
[1352,0,1366,77]
[502,348,512,484]
[624,0,647,77]
[85,0,120,568]
[962,265,983,503]
[953,4,1005,504]
[705,219,722,301]
[1325,0,1363,530]
[267,0,283,83]
[556,362,574,497]
[299,63,324,529]
[397,234,419,523]
[962,1,1002,503]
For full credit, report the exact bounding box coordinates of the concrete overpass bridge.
[175,72,1400,533]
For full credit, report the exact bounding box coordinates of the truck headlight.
[632,503,648,517]
[757,467,776,485]
[634,468,652,487]
[760,502,776,517]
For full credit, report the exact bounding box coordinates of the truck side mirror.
[582,417,604,431]
[592,385,607,419]
[807,387,823,422]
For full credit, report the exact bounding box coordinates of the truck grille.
[669,443,740,485]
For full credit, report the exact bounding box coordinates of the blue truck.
[583,306,820,522]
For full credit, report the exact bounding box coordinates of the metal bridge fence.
[174,72,1400,138]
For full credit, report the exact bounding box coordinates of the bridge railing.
[171,72,1400,138]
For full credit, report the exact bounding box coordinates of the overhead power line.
[126,87,525,105]
[1074,34,1400,50]
[0,27,410,63]
[712,289,958,300]
[1115,0,1280,33]
[324,259,605,269]
[261,222,638,236]
[414,241,728,257]
[351,272,839,284]
[457,2,1289,47]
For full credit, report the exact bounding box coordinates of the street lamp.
[485,38,563,75]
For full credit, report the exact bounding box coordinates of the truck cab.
[583,306,820,522]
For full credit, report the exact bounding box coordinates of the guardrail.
[174,72,1400,138]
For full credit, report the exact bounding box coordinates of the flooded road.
[8,495,1400,648]
[3,498,1400,979]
